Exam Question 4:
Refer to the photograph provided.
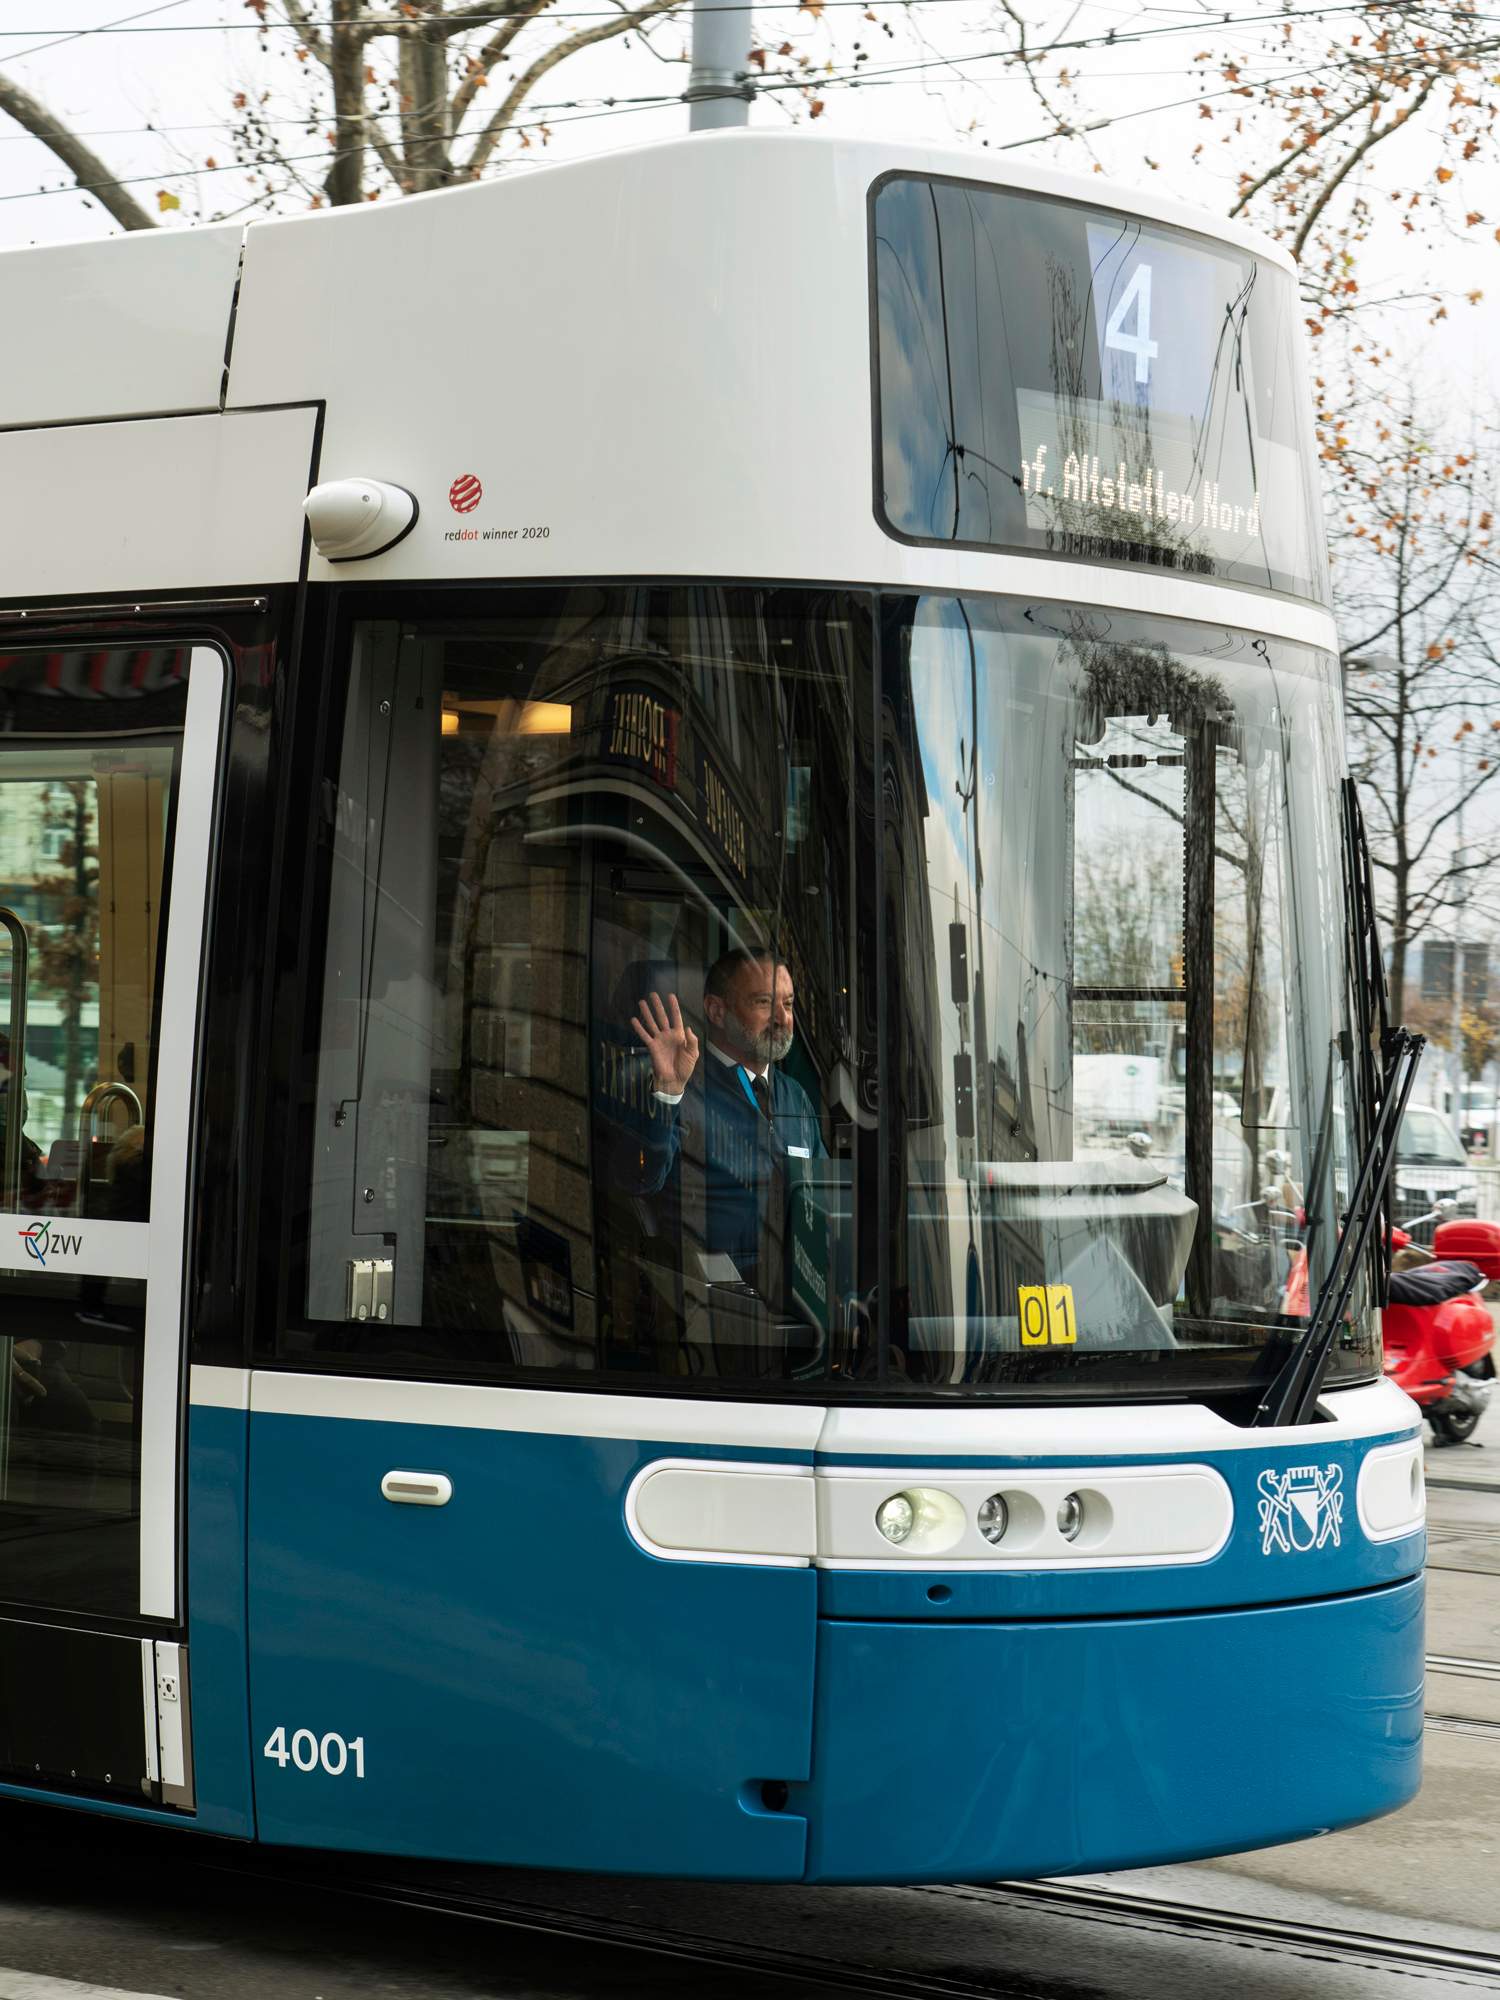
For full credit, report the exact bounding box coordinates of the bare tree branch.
[1292,74,1441,265]
[278,0,335,66]
[450,0,556,127]
[428,3,527,40]
[0,70,157,231]
[1228,83,1378,218]
[463,0,679,172]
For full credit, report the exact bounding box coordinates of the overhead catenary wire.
[0,58,1331,146]
[5,27,1484,211]
[0,0,1486,209]
[12,13,1484,139]
[0,34,1416,148]
[0,90,692,207]
[2,0,1487,147]
[1,0,199,68]
[1,36,1443,212]
[2,0,1498,30]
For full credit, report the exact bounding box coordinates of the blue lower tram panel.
[800,1575,1425,1884]
[225,1401,1424,1880]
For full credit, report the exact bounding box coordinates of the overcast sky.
[0,0,1491,400]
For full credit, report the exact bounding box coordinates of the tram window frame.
[276,582,882,1397]
[0,636,203,1623]
[272,582,1377,1409]
[875,590,1374,1400]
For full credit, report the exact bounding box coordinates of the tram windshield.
[296,585,1368,1402]
[885,594,1358,1392]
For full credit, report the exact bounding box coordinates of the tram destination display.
[873,174,1326,601]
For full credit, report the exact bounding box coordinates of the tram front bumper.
[800,1574,1424,1884]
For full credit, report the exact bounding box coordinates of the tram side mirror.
[1126,1131,1151,1158]
[304,477,419,563]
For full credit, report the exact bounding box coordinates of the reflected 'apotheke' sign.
[605,689,678,787]
[697,752,748,878]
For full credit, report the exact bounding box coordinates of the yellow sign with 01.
[1017,1283,1078,1346]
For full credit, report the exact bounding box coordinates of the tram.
[0,131,1426,1881]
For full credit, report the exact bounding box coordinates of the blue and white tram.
[0,132,1425,1881]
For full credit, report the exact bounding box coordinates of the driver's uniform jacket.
[618,1050,825,1293]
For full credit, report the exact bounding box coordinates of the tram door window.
[0,647,191,1620]
[298,587,872,1387]
[883,595,1362,1390]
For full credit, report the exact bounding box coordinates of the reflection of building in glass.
[303,585,1353,1391]
[0,786,102,1144]
[1417,939,1490,1009]
[317,587,865,1380]
[0,646,185,1227]
[1,758,169,1169]
[883,598,1348,1373]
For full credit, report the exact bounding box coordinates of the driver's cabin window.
[297,586,874,1388]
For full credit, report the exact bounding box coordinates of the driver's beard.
[722,1016,793,1067]
[754,1025,794,1064]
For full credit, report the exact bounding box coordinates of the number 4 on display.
[1105,264,1159,386]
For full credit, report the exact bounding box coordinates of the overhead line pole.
[685,0,753,128]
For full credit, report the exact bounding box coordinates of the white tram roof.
[0,133,1329,645]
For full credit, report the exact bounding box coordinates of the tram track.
[943,1880,1500,1984]
[210,1860,1047,2000]
[1424,1651,1500,1736]
[1427,1713,1500,1738]
[1427,1652,1500,1682]
[185,1646,1500,1997]
[1421,1516,1500,1578]
[225,1854,1500,1996]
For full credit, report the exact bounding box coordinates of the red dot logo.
[449,473,482,514]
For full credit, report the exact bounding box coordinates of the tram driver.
[624,948,826,1298]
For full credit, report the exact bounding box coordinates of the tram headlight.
[977,1493,1009,1545]
[876,1493,915,1544]
[874,1486,967,1555]
[1057,1492,1085,1542]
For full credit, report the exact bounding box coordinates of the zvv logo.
[1258,1463,1344,1555]
[17,1220,82,1268]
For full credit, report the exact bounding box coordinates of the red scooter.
[1281,1206,1496,1444]
[1382,1210,1497,1445]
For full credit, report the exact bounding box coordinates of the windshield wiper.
[1252,1027,1421,1427]
[1252,780,1425,1428]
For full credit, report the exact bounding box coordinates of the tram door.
[0,641,223,1807]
